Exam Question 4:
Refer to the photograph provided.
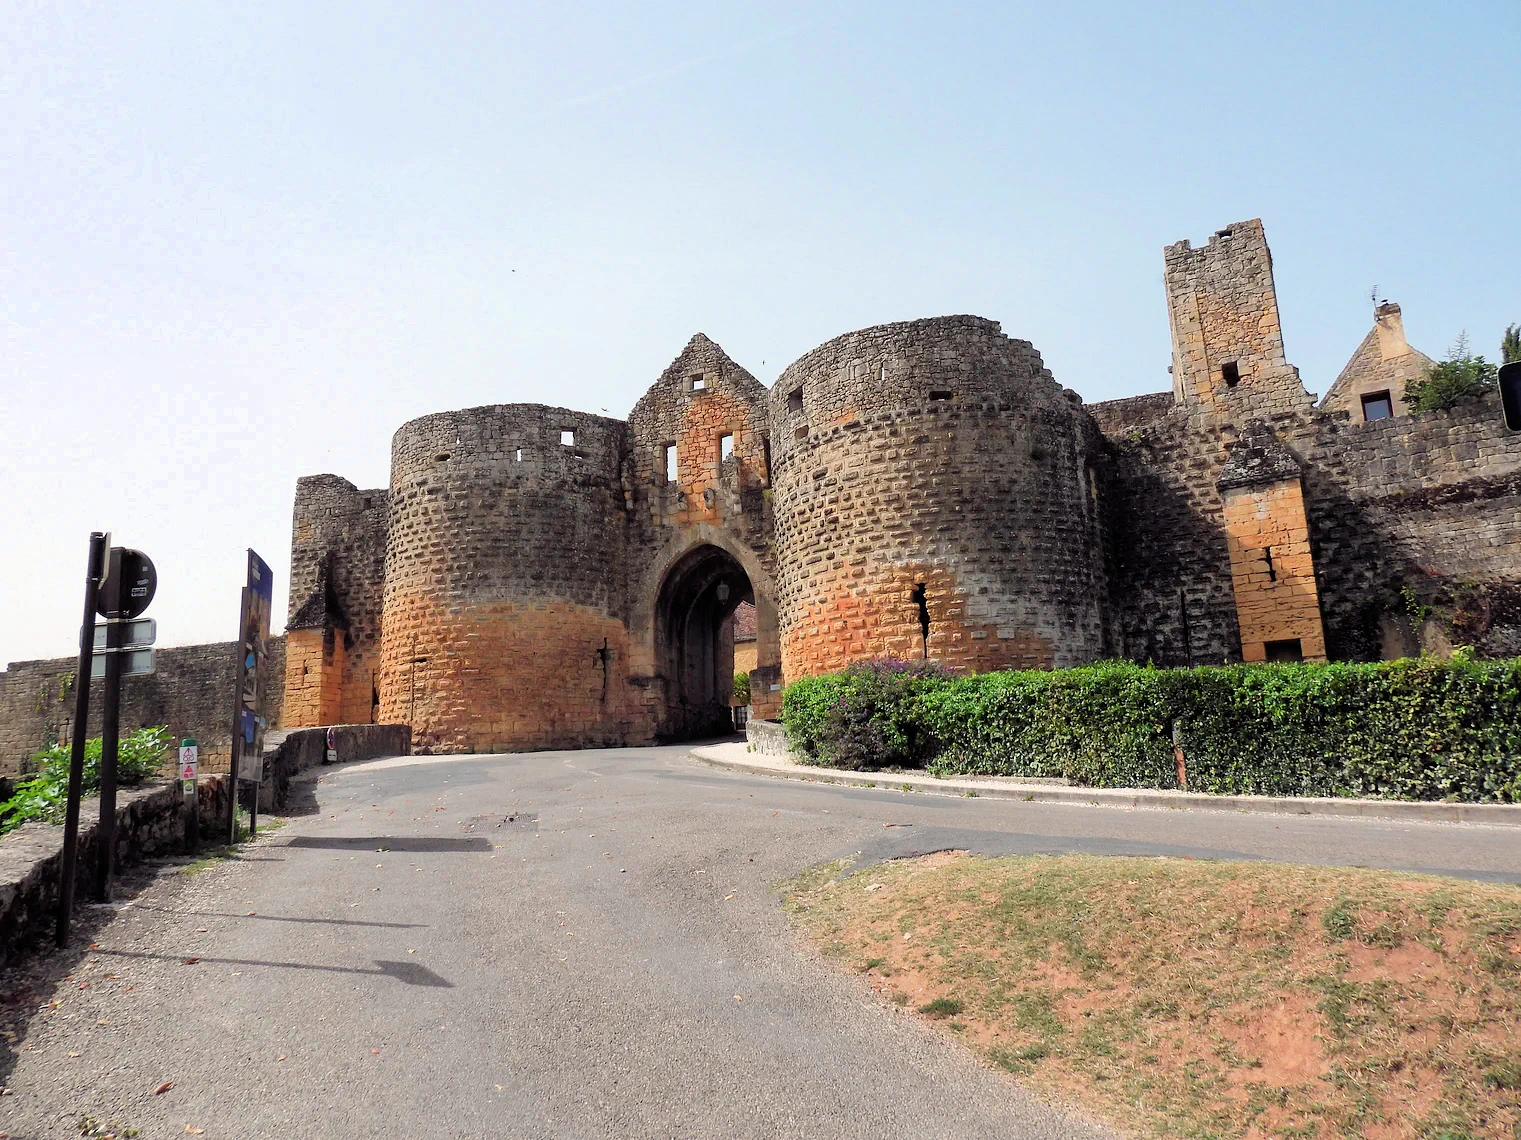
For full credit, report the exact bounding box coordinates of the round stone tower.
[377,404,637,753]
[767,315,1108,678]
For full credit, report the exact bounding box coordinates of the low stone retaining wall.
[745,718,790,757]
[0,723,410,970]
[257,724,411,811]
[0,775,231,971]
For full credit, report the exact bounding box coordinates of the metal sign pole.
[94,551,125,902]
[228,585,251,845]
[56,532,108,947]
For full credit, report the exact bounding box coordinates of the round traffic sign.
[97,548,157,619]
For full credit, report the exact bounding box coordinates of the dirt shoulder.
[783,852,1521,1140]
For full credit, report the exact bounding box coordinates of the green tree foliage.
[732,670,751,706]
[0,725,173,835]
[1403,331,1498,412]
[781,658,1521,803]
[1502,324,1520,365]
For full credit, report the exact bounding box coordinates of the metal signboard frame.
[228,549,273,841]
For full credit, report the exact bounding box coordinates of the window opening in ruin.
[879,361,886,383]
[515,449,523,462]
[719,433,734,461]
[787,388,804,414]
[362,497,372,509]
[762,437,772,484]
[435,452,451,463]
[560,429,575,446]
[665,444,678,483]
[910,582,931,660]
[929,390,953,401]
[794,426,809,441]
[1361,390,1394,422]
[1263,546,1276,581]
[690,374,707,392]
[1221,361,1241,388]
[1264,638,1303,663]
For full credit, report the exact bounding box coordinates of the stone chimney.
[1373,301,1411,361]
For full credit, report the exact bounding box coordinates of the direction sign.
[96,548,157,620]
[92,618,156,651]
[90,648,155,678]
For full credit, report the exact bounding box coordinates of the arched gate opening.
[655,544,753,740]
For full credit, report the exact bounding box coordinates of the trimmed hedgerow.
[780,656,1521,802]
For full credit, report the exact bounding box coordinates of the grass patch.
[918,997,963,1018]
[784,853,1521,1140]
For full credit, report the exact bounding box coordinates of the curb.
[688,747,1521,828]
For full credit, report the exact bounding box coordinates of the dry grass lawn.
[783,853,1521,1140]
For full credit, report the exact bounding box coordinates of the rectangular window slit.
[665,444,678,483]
[719,433,734,461]
[515,449,523,462]
[560,429,575,446]
[1221,361,1240,387]
[929,390,953,401]
[690,374,707,392]
[1264,546,1276,582]
[787,387,804,414]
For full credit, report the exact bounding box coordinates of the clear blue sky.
[3,1,1517,664]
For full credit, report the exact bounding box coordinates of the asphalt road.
[5,744,1521,1140]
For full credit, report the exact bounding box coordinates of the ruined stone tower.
[1163,219,1313,418]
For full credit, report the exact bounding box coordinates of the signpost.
[55,533,109,947]
[227,550,273,843]
[92,547,158,901]
[179,738,199,853]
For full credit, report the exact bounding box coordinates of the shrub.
[732,670,751,706]
[783,657,952,769]
[1404,332,1498,412]
[0,725,173,835]
[780,658,1521,802]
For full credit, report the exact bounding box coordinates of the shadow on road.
[130,903,427,930]
[284,836,492,852]
[91,947,454,987]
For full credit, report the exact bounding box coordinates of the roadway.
[4,744,1518,1139]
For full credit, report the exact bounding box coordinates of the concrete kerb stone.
[688,742,1521,828]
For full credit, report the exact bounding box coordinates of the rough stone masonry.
[3,218,1517,769]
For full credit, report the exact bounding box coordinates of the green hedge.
[781,657,1521,802]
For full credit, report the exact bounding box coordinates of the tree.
[1503,324,1520,365]
[1403,331,1498,412]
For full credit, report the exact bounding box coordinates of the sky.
[2,1,1517,665]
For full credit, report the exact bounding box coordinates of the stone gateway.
[266,219,1519,752]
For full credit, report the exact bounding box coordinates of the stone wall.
[0,723,409,969]
[0,637,287,778]
[768,316,1109,679]
[1097,392,1521,665]
[0,775,232,970]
